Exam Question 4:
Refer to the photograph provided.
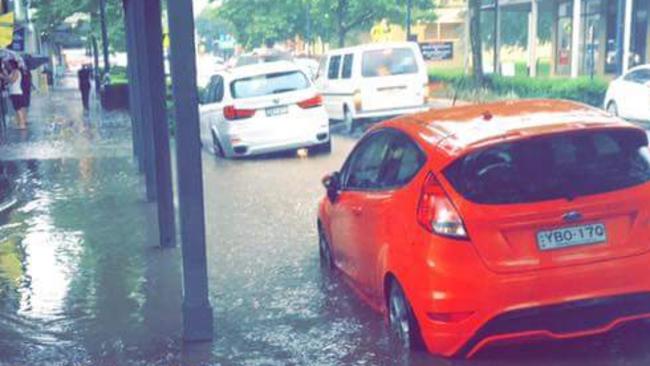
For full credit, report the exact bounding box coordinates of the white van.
[315,42,430,132]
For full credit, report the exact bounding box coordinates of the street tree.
[31,0,125,52]
[196,6,233,53]
[218,0,436,49]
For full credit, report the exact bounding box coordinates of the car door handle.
[352,206,363,216]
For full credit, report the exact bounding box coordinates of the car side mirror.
[322,172,341,202]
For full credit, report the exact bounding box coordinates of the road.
[2,88,650,365]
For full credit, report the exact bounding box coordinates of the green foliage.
[32,0,126,52]
[196,5,234,52]
[429,68,608,107]
[217,0,436,49]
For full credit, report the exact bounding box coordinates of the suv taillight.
[224,105,256,120]
[297,95,323,109]
[417,172,468,239]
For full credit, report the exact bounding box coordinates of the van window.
[444,129,650,204]
[341,54,354,79]
[361,48,419,77]
[231,71,309,99]
[328,55,342,79]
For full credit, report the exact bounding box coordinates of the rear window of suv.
[444,129,650,204]
[361,48,419,77]
[231,71,310,99]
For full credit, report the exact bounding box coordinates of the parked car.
[199,61,330,158]
[317,99,650,358]
[604,64,650,121]
[315,42,430,133]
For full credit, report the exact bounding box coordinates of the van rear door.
[359,46,426,113]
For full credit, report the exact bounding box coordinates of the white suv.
[199,61,331,158]
[316,42,430,132]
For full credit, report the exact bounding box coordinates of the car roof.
[376,99,640,159]
[326,42,419,55]
[223,61,304,79]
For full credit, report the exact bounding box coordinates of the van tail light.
[224,105,256,120]
[417,172,468,239]
[353,89,362,112]
[297,94,322,109]
[423,83,431,104]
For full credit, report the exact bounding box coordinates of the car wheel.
[212,130,225,157]
[343,107,355,134]
[318,226,334,270]
[310,139,332,155]
[607,101,618,116]
[388,280,421,350]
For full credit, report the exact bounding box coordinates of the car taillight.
[417,172,468,239]
[224,105,256,120]
[297,95,322,109]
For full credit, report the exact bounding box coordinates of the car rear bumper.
[408,242,650,358]
[222,129,330,157]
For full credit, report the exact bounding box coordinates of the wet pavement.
[2,85,650,365]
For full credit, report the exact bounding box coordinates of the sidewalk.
[0,80,185,365]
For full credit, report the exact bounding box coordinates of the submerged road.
[1,87,650,365]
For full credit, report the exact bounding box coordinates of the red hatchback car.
[317,99,650,358]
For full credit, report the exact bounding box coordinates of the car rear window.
[231,71,309,99]
[361,48,419,77]
[444,129,650,204]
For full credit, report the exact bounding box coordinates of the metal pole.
[570,0,581,78]
[166,0,214,342]
[622,0,634,72]
[406,0,413,41]
[91,36,101,96]
[124,0,145,172]
[99,0,111,73]
[493,0,500,75]
[528,0,538,77]
[615,0,625,75]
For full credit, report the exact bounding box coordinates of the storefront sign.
[419,42,453,61]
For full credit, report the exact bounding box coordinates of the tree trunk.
[468,0,484,86]
[338,31,346,47]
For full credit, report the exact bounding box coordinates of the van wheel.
[212,130,225,157]
[607,101,618,116]
[343,107,355,134]
[388,280,422,350]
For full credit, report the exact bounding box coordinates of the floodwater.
[2,87,650,365]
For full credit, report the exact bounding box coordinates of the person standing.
[1,60,27,129]
[78,64,92,111]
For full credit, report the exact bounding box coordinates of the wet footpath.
[2,79,650,366]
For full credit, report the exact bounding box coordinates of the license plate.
[265,106,288,117]
[537,223,607,251]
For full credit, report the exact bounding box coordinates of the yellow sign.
[0,12,14,48]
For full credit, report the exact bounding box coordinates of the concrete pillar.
[165,0,214,342]
[622,0,634,72]
[130,0,157,201]
[138,0,176,248]
[529,0,538,77]
[570,0,581,78]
